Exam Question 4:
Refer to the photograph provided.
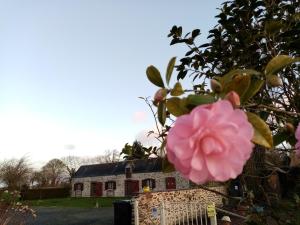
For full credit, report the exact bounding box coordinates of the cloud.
[132,111,147,123]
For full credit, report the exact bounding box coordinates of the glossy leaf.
[157,102,166,126]
[166,57,176,86]
[170,82,184,96]
[146,65,165,88]
[246,112,273,149]
[166,97,189,117]
[223,74,251,99]
[187,94,215,106]
[192,29,200,38]
[266,74,283,87]
[241,79,264,103]
[220,69,261,87]
[265,55,300,76]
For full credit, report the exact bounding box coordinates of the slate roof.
[73,158,163,178]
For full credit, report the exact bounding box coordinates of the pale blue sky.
[0,0,223,165]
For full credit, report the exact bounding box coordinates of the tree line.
[0,149,120,191]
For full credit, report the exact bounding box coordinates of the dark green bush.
[21,187,70,200]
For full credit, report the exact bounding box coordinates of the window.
[105,181,116,190]
[142,179,156,189]
[165,177,176,190]
[74,183,84,191]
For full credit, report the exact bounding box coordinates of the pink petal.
[200,136,223,155]
[188,166,210,184]
[169,115,195,138]
[191,151,204,171]
[205,155,242,181]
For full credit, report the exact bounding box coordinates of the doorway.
[91,182,103,197]
[124,180,139,196]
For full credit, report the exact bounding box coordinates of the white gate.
[133,200,246,225]
[160,201,217,225]
[133,200,219,225]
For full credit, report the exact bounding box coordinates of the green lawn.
[24,197,130,208]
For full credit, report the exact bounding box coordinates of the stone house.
[71,158,191,197]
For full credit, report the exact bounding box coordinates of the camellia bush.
[0,190,36,225]
[142,0,300,224]
[146,55,299,179]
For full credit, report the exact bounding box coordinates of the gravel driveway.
[25,207,114,225]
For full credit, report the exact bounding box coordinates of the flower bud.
[154,88,167,103]
[267,75,283,87]
[210,79,223,93]
[224,91,241,107]
[285,122,295,133]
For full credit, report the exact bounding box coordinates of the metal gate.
[160,201,214,225]
[133,200,217,225]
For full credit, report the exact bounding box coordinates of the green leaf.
[223,74,251,99]
[241,79,264,103]
[218,70,262,99]
[219,69,261,87]
[246,112,273,149]
[170,82,184,96]
[192,29,200,38]
[265,55,300,76]
[146,65,165,88]
[157,102,166,126]
[266,74,283,87]
[162,157,175,173]
[166,97,189,117]
[186,94,215,106]
[166,57,176,86]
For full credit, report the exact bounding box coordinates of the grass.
[24,197,130,208]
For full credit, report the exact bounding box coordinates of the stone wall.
[134,186,226,225]
[71,171,190,197]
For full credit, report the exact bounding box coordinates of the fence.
[133,200,247,225]
[133,200,217,225]
[160,201,215,225]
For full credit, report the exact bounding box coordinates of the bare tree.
[61,156,83,179]
[93,149,120,163]
[41,159,66,186]
[0,157,32,190]
[30,170,47,188]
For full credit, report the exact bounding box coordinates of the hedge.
[21,187,70,200]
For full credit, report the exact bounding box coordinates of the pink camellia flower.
[224,91,241,107]
[166,100,254,184]
[296,123,300,157]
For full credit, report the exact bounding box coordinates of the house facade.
[71,158,191,197]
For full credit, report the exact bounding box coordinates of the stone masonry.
[72,171,190,197]
[133,186,226,225]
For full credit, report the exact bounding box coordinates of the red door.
[125,180,139,196]
[91,182,103,197]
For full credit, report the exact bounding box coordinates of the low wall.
[134,186,226,225]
